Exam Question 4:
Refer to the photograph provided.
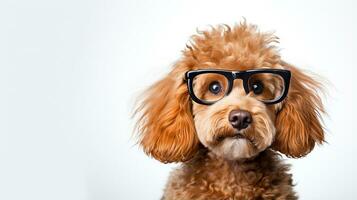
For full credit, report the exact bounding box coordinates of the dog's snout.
[229,110,252,130]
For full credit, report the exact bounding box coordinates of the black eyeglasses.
[185,69,291,105]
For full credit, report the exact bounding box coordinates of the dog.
[135,22,325,200]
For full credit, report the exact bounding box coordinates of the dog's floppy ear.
[135,62,199,163]
[272,61,325,158]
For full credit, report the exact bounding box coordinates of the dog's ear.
[135,62,199,163]
[272,61,325,158]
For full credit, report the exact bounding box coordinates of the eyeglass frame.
[185,68,291,105]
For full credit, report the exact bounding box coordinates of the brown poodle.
[135,22,325,200]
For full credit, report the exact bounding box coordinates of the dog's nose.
[228,110,252,130]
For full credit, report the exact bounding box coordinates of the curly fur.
[163,150,296,200]
[135,22,325,199]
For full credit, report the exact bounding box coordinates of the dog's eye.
[208,81,222,95]
[251,81,264,95]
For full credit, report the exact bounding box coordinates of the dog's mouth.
[229,132,245,139]
[215,129,258,147]
[216,130,248,141]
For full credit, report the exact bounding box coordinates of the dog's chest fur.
[162,150,297,200]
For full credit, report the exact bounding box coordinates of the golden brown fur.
[163,150,295,200]
[135,22,325,199]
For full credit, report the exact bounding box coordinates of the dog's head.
[135,23,325,162]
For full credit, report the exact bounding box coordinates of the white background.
[1,0,356,199]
